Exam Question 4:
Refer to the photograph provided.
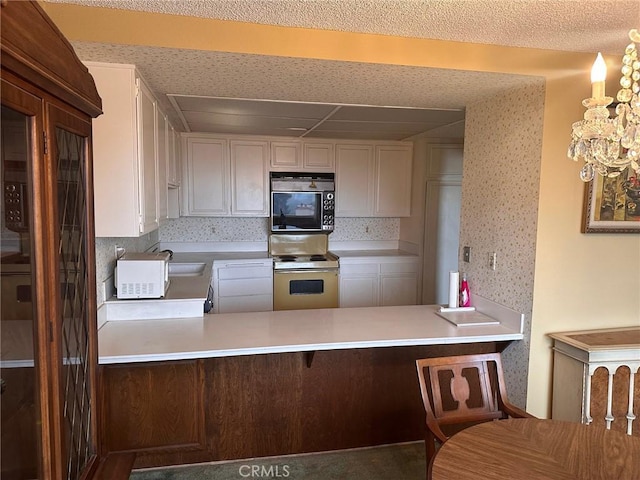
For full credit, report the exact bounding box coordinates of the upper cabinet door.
[184,136,229,215]
[230,140,268,216]
[156,108,168,224]
[137,79,159,234]
[303,142,334,170]
[167,125,181,187]
[270,141,301,170]
[335,144,375,217]
[374,145,412,217]
[87,62,174,236]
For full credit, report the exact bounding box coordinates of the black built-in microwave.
[270,172,335,233]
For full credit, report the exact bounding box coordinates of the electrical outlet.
[489,252,497,270]
[114,245,125,259]
[463,246,470,263]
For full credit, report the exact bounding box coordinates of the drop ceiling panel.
[172,95,336,119]
[188,123,309,137]
[304,130,412,141]
[314,120,443,134]
[330,106,464,123]
[182,111,320,129]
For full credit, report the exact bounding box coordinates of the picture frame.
[582,167,640,233]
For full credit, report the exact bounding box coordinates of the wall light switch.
[463,246,470,263]
[489,252,497,270]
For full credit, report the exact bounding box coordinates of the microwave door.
[271,192,322,232]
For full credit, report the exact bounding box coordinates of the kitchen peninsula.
[97,293,523,469]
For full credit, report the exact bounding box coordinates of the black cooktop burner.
[309,255,326,261]
[279,255,296,262]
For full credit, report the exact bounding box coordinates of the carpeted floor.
[129,442,426,480]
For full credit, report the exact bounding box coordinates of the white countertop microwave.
[115,251,170,299]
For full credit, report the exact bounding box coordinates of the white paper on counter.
[436,310,500,327]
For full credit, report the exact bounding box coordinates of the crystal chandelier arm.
[568,27,640,182]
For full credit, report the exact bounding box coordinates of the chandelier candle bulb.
[568,29,640,182]
[591,52,607,99]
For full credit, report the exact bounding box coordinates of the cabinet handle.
[221,262,269,267]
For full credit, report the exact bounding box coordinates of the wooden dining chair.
[415,353,533,474]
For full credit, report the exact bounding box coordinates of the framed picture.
[582,167,640,233]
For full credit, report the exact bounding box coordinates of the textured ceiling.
[47,0,639,139]
[48,0,640,54]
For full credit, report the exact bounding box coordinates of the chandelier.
[567,29,640,182]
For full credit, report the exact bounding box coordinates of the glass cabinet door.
[49,104,97,479]
[1,82,98,480]
[1,103,41,478]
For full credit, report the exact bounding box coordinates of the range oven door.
[273,269,338,311]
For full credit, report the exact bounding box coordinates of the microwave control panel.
[322,191,335,231]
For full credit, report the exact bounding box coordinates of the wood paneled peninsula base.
[97,302,524,468]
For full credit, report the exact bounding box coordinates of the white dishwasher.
[212,257,274,313]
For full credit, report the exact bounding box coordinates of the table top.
[548,326,640,350]
[430,418,640,480]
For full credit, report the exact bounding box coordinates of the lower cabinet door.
[218,294,273,313]
[339,275,378,307]
[101,361,206,455]
[380,275,418,306]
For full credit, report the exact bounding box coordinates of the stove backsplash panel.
[158,217,400,243]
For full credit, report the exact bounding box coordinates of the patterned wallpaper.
[158,217,400,243]
[460,81,545,407]
[95,230,159,305]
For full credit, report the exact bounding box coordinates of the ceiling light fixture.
[567,29,640,182]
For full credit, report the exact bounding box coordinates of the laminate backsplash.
[158,217,400,242]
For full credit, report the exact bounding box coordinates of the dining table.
[429,418,640,480]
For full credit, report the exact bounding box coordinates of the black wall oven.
[270,172,335,233]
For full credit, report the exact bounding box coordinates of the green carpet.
[130,442,426,480]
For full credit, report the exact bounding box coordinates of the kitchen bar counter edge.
[97,298,524,364]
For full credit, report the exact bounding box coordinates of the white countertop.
[97,300,524,364]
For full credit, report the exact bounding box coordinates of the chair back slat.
[428,360,499,420]
[415,352,533,475]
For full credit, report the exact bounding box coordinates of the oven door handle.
[274,269,338,274]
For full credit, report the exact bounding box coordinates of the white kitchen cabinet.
[379,261,419,306]
[339,255,419,307]
[270,141,301,170]
[212,259,273,313]
[183,136,228,215]
[339,263,379,308]
[138,81,159,234]
[374,145,412,217]
[87,62,160,237]
[168,124,181,188]
[335,142,412,218]
[230,139,269,215]
[335,143,375,217]
[167,126,181,219]
[270,140,334,171]
[156,108,169,223]
[183,136,268,216]
[303,141,334,170]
